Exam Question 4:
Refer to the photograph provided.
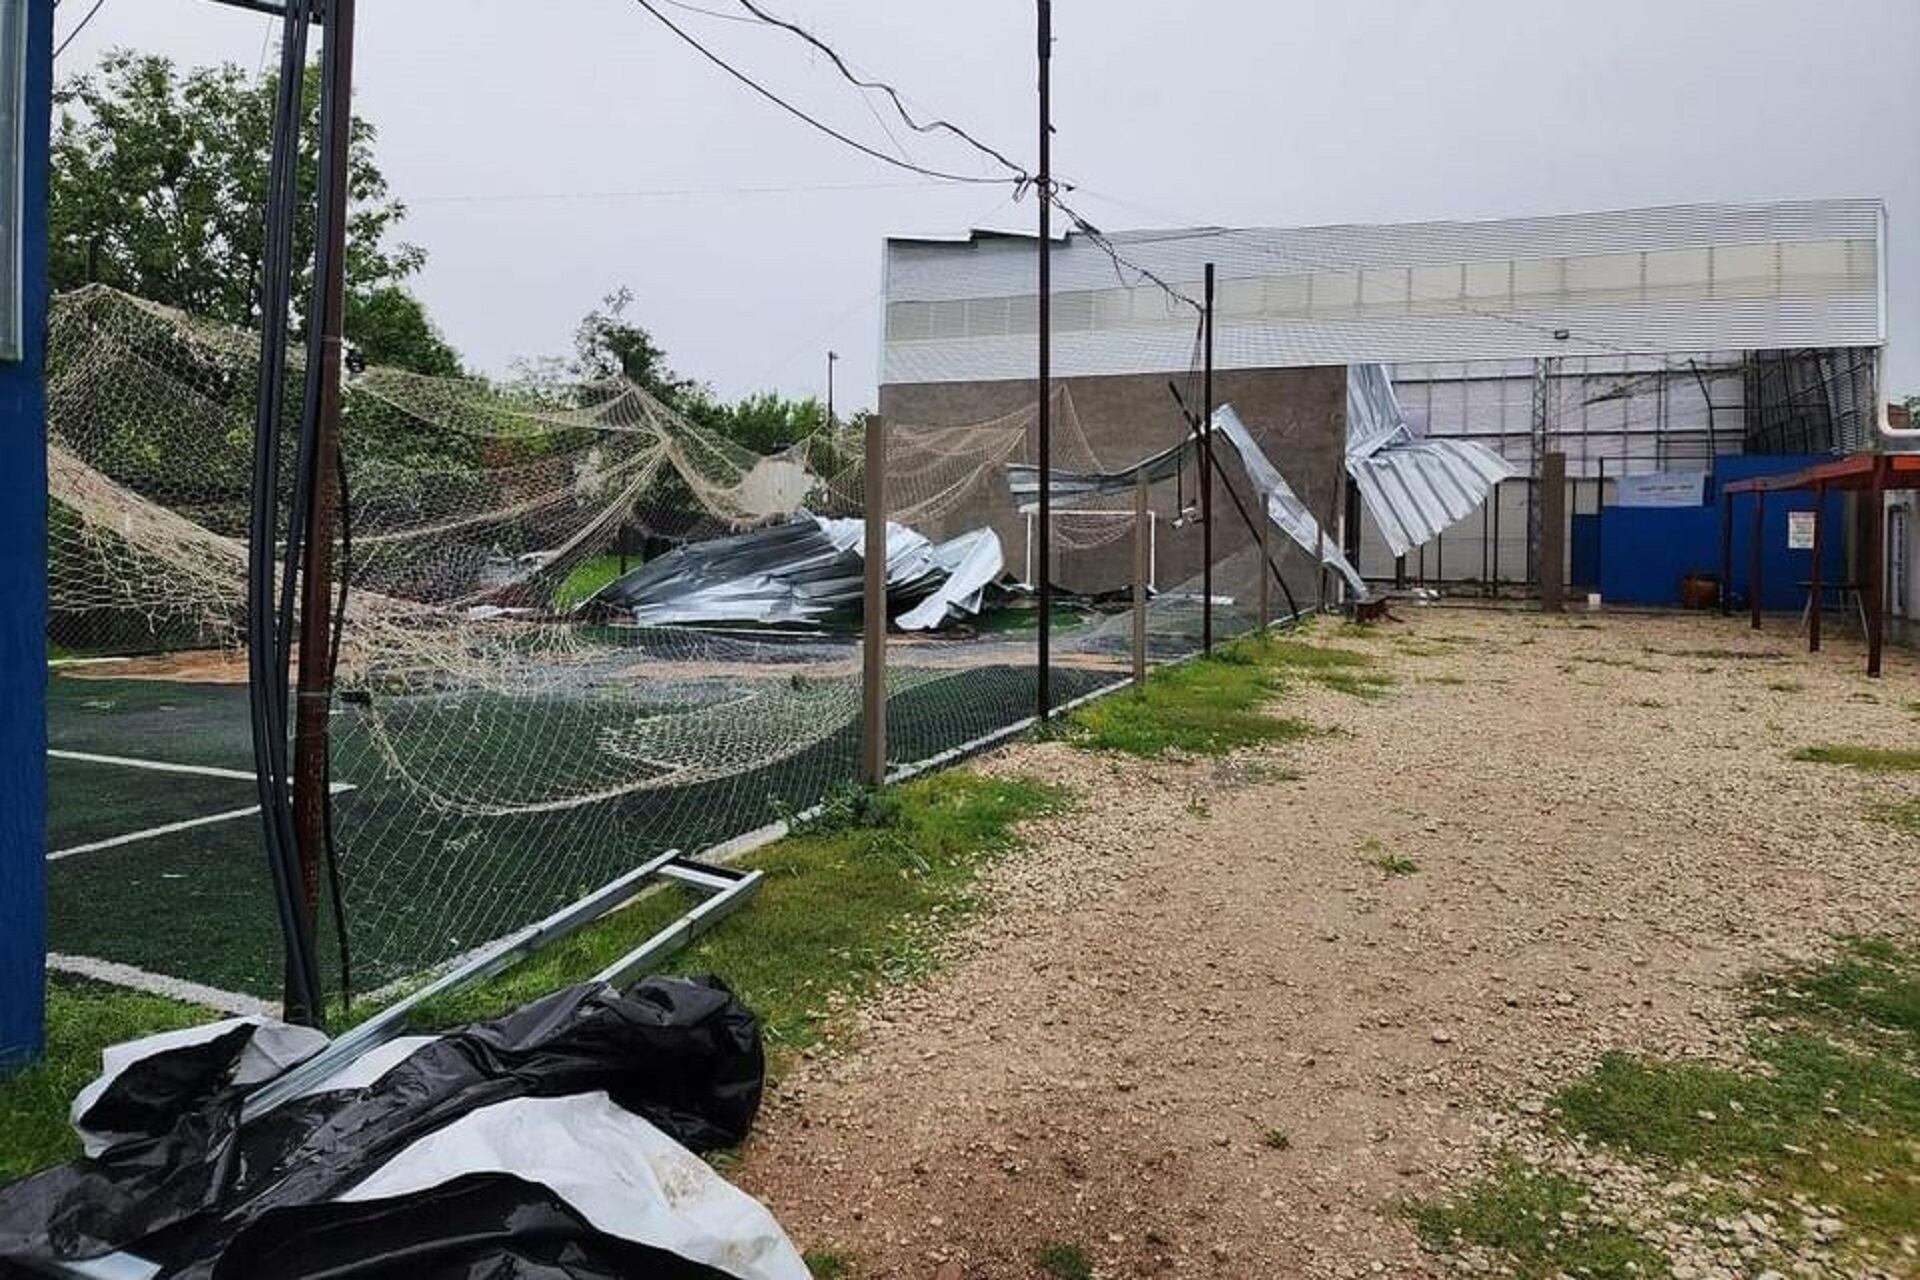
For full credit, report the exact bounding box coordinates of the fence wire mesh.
[45,284,1323,1011]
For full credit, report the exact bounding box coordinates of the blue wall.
[1,0,51,1070]
[1598,455,1846,610]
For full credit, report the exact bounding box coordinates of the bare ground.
[735,606,1920,1278]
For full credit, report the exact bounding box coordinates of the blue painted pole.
[0,0,52,1073]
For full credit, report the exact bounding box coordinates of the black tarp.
[0,976,767,1280]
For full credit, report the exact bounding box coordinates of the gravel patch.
[736,606,1920,1278]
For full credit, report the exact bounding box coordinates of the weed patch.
[1409,1160,1664,1280]
[1033,1242,1094,1280]
[1791,745,1920,773]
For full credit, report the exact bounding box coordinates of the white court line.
[50,748,257,782]
[46,774,358,861]
[46,953,276,1018]
[47,804,267,861]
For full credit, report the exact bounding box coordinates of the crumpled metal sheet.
[1004,434,1195,511]
[586,512,1002,630]
[1347,364,1518,559]
[1210,404,1370,600]
[895,526,1005,632]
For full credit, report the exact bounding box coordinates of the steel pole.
[1809,483,1824,653]
[1035,0,1052,717]
[1868,457,1886,678]
[1202,262,1215,652]
[1750,491,1764,630]
[1719,489,1733,616]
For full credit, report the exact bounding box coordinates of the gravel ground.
[735,605,1920,1278]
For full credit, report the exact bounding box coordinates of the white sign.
[1616,470,1707,508]
[1786,511,1816,551]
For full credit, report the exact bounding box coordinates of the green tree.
[724,390,825,454]
[49,50,459,376]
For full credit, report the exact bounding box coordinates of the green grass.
[1064,631,1381,758]
[1033,1242,1094,1280]
[0,977,216,1182]
[802,1250,853,1278]
[411,770,1070,1062]
[972,602,1089,635]
[1867,797,1920,835]
[551,553,632,610]
[1766,680,1806,693]
[1416,937,1920,1276]
[1260,1126,1292,1150]
[1791,744,1920,773]
[1409,1159,1666,1280]
[1552,937,1920,1258]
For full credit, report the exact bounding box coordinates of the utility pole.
[1035,0,1052,720]
[290,0,355,1025]
[826,349,837,429]
[1202,263,1215,653]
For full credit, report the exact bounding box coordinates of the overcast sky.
[57,0,1920,407]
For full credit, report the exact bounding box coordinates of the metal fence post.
[1257,485,1272,631]
[1132,471,1149,685]
[860,414,887,786]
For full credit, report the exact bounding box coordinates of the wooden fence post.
[860,414,887,786]
[1132,471,1149,685]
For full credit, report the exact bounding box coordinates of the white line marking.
[48,656,133,668]
[46,953,276,1018]
[46,782,358,861]
[49,748,256,781]
[48,805,266,860]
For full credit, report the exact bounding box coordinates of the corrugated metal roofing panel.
[882,198,1886,386]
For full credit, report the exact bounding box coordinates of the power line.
[728,0,1030,181]
[630,0,1206,319]
[627,0,1012,186]
[53,0,108,61]
[408,177,949,205]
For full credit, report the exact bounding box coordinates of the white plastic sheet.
[342,1092,809,1280]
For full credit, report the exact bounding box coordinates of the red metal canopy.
[1719,450,1911,677]
[1724,451,1920,494]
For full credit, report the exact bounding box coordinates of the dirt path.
[736,607,1920,1278]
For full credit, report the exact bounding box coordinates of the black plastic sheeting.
[0,975,763,1280]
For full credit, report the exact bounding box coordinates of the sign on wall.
[1786,511,1816,551]
[0,0,22,362]
[1616,470,1707,508]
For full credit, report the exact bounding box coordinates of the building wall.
[878,365,1346,607]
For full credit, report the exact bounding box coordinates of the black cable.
[247,0,325,1024]
[627,0,1012,186]
[1050,193,1203,313]
[638,0,1209,324]
[52,0,107,61]
[729,0,1030,180]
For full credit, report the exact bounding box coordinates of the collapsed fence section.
[44,286,1332,1018]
